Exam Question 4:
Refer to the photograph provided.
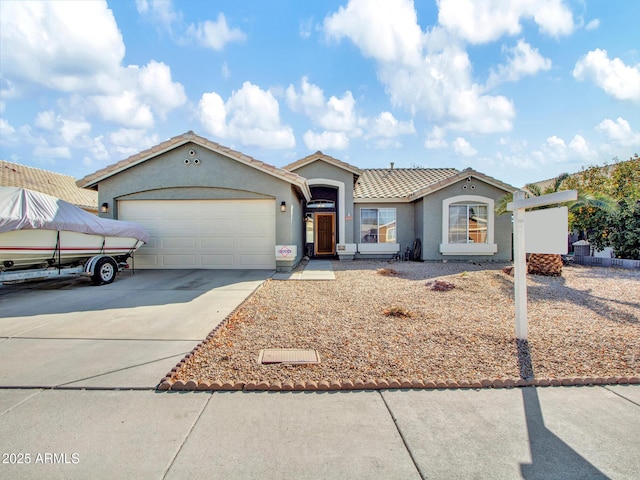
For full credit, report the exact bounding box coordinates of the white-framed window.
[440,195,497,255]
[360,208,396,243]
[448,204,488,244]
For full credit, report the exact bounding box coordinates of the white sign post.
[506,190,577,340]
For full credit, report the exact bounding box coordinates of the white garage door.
[118,199,276,269]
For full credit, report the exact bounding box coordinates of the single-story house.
[1,160,98,213]
[77,131,516,271]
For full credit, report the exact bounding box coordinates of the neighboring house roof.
[1,160,97,211]
[77,131,311,201]
[283,151,363,176]
[354,167,516,202]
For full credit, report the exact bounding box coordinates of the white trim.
[439,243,498,255]
[358,243,400,254]
[307,178,346,244]
[440,195,497,255]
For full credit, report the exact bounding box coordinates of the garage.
[118,199,276,269]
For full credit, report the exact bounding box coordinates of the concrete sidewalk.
[0,385,638,479]
[272,259,335,280]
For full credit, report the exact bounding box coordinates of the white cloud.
[568,134,597,159]
[135,61,187,117]
[585,19,600,31]
[0,0,124,93]
[303,131,350,151]
[136,0,179,32]
[546,135,566,149]
[425,125,448,149]
[197,82,295,149]
[35,111,57,131]
[221,62,231,79]
[33,110,91,144]
[324,0,422,66]
[109,128,160,156]
[92,92,155,129]
[573,49,640,102]
[286,77,362,135]
[286,77,327,114]
[0,118,16,139]
[437,0,574,44]
[0,1,186,130]
[596,117,640,147]
[365,112,415,139]
[324,3,515,135]
[452,137,477,156]
[33,145,71,159]
[487,40,552,87]
[187,13,246,51]
[299,17,314,39]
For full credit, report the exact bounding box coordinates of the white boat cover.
[0,187,150,243]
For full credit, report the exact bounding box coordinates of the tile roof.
[283,151,362,176]
[77,131,311,201]
[1,160,97,211]
[354,168,459,199]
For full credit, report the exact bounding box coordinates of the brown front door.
[315,213,335,255]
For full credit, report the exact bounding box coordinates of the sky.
[0,0,639,188]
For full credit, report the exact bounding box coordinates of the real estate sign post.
[506,190,577,340]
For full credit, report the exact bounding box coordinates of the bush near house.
[563,155,640,260]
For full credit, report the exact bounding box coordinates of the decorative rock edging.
[157,374,639,392]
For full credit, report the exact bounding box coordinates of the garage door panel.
[201,236,234,249]
[162,237,196,248]
[162,254,197,266]
[133,254,158,267]
[201,255,235,267]
[118,199,275,269]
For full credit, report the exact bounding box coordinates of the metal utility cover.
[258,349,320,365]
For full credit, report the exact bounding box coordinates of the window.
[448,204,488,244]
[440,195,497,255]
[360,208,396,243]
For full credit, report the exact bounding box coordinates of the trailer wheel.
[92,257,117,285]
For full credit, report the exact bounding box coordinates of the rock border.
[158,278,640,392]
[158,374,640,392]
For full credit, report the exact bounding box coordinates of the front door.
[315,213,335,255]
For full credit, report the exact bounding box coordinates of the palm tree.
[497,173,616,276]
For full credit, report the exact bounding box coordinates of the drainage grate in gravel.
[258,348,320,365]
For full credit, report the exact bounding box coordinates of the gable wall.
[97,142,303,261]
[421,179,512,260]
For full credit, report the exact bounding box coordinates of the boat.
[0,187,149,283]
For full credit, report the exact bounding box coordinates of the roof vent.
[390,162,395,169]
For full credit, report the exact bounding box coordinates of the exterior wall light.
[101,202,109,213]
[280,201,287,212]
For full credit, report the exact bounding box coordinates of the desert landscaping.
[166,260,640,390]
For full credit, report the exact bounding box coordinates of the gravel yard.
[169,261,639,389]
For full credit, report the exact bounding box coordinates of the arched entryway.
[305,185,338,257]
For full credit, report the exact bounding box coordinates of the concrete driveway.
[0,269,271,389]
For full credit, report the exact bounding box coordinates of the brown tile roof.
[1,160,98,211]
[354,168,459,199]
[77,131,311,201]
[283,151,362,176]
